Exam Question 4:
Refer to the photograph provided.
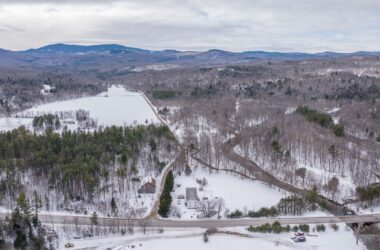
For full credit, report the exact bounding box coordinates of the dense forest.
[0,125,177,216]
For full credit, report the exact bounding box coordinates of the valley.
[0,44,379,250]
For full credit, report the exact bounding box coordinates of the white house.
[186,188,200,209]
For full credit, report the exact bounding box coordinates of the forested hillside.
[0,125,177,217]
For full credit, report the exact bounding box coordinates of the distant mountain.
[0,48,10,53]
[15,43,380,58]
[24,43,149,54]
[1,43,379,68]
[242,51,316,60]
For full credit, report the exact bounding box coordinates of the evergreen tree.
[90,212,98,226]
[158,171,174,217]
[11,208,29,249]
[16,192,31,217]
[32,191,42,226]
[111,197,118,216]
[306,187,318,210]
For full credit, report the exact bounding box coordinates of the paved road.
[1,212,379,228]
[149,148,185,217]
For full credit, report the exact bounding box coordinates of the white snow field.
[170,165,288,219]
[61,223,365,250]
[0,85,160,131]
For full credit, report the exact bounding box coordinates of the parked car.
[293,232,306,242]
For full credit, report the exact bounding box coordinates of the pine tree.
[32,191,42,228]
[11,207,29,249]
[111,197,118,216]
[158,171,174,217]
[16,192,31,217]
[90,212,98,226]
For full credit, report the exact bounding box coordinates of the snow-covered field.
[0,85,160,131]
[60,223,365,250]
[170,165,288,219]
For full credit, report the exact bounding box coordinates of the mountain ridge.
[4,43,379,58]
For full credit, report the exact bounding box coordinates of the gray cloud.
[0,0,379,52]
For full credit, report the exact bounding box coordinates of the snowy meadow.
[0,85,160,131]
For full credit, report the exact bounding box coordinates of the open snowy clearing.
[170,165,288,219]
[57,228,203,250]
[0,85,160,131]
[60,223,365,250]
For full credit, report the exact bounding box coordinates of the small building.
[186,187,200,209]
[132,176,141,182]
[177,194,185,199]
[138,177,156,194]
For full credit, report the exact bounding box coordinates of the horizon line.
[2,42,380,55]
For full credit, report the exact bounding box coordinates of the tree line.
[296,106,345,137]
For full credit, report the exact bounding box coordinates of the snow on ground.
[242,223,366,250]
[170,166,288,219]
[347,203,380,215]
[119,234,293,250]
[300,163,356,202]
[326,107,341,114]
[0,85,160,131]
[234,143,357,203]
[41,84,54,95]
[285,106,297,115]
[58,228,203,250]
[0,117,34,131]
[279,210,332,218]
[63,223,366,250]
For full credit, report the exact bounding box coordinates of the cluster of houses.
[135,174,204,213]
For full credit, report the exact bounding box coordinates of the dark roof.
[186,188,199,201]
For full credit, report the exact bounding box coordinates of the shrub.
[299,224,310,233]
[272,221,283,234]
[331,224,339,231]
[203,233,209,243]
[227,209,243,219]
[247,222,289,234]
[316,224,326,232]
[332,124,345,137]
[247,223,272,233]
[247,206,278,218]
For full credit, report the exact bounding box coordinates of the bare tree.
[127,212,135,235]
[138,217,152,234]
[215,198,225,219]
[200,199,217,218]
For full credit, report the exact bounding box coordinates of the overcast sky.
[0,0,379,52]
